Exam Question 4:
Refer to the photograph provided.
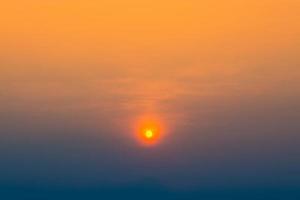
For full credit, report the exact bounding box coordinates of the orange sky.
[1,0,299,140]
[1,1,300,191]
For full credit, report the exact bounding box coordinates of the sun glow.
[144,129,154,139]
[135,116,164,147]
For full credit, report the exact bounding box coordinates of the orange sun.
[144,129,154,139]
[141,128,158,144]
[135,116,164,147]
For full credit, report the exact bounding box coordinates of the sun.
[135,116,164,147]
[144,129,154,139]
[139,128,159,146]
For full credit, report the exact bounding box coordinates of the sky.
[0,0,300,199]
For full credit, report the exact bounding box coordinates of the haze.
[0,0,300,199]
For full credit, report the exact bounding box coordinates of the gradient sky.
[0,0,300,199]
